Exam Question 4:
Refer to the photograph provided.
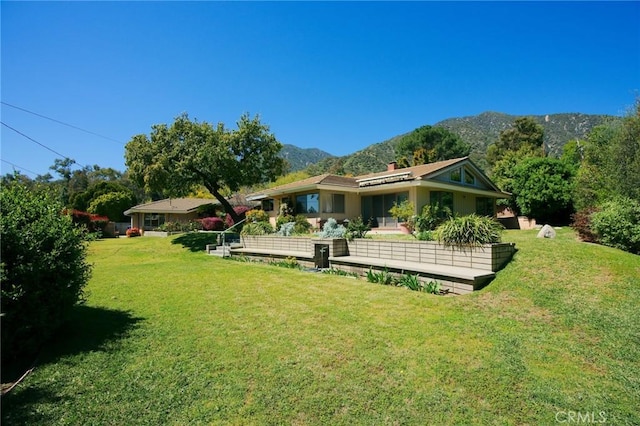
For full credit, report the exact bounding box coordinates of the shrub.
[200,216,225,231]
[590,197,640,254]
[388,199,414,222]
[416,204,452,232]
[276,214,295,231]
[570,206,600,243]
[435,214,504,247]
[397,274,421,291]
[344,216,371,240]
[293,214,313,235]
[246,209,270,223]
[87,191,136,222]
[276,222,295,236]
[241,221,274,235]
[126,227,141,237]
[1,182,92,362]
[423,280,441,295]
[319,218,346,238]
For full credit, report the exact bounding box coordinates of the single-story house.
[247,157,510,230]
[124,198,216,231]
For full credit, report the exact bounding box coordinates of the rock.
[537,224,556,239]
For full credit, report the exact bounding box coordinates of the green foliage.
[278,145,333,173]
[71,181,135,213]
[196,203,218,217]
[293,214,313,234]
[276,222,295,236]
[396,274,421,291]
[87,191,136,222]
[366,268,394,285]
[486,116,545,166]
[270,256,301,269]
[319,218,346,238]
[590,197,640,254]
[125,113,286,224]
[435,214,504,247]
[321,268,359,278]
[388,199,415,222]
[574,101,640,210]
[241,221,274,236]
[423,280,441,295]
[344,216,371,240]
[1,182,91,361]
[416,231,435,241]
[415,204,451,232]
[510,157,575,223]
[396,125,470,167]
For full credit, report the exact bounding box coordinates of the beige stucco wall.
[130,211,201,230]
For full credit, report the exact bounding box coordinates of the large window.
[323,193,345,213]
[261,199,274,212]
[296,193,319,214]
[144,213,165,229]
[430,191,453,215]
[361,192,408,227]
[476,197,494,216]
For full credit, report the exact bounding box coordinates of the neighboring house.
[124,198,215,231]
[247,157,510,230]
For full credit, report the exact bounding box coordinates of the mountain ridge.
[302,111,616,176]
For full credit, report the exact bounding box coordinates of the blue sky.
[2,1,639,177]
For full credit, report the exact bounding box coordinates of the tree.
[87,191,136,222]
[395,126,470,167]
[125,113,286,224]
[1,181,91,361]
[71,181,136,212]
[486,116,545,166]
[574,100,640,210]
[510,157,575,224]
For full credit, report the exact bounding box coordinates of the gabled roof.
[124,198,215,215]
[355,157,466,181]
[248,156,507,198]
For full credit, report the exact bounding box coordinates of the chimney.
[387,161,398,171]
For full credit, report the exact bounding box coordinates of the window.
[450,168,461,182]
[476,197,494,216]
[261,199,274,212]
[323,193,345,213]
[464,169,476,185]
[144,213,165,229]
[296,193,319,214]
[430,191,453,216]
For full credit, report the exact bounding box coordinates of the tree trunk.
[206,183,241,225]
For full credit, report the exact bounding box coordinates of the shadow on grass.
[1,305,143,423]
[171,232,219,252]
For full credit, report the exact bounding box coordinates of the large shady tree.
[125,113,286,224]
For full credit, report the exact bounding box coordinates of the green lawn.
[2,229,639,425]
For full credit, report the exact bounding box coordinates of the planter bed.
[228,235,516,294]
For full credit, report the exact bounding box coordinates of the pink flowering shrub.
[199,216,224,231]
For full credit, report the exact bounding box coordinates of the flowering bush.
[199,216,224,231]
[126,227,141,237]
[245,209,269,223]
[63,209,110,234]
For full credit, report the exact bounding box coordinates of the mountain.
[305,112,615,176]
[279,144,335,172]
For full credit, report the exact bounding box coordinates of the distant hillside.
[305,112,615,176]
[279,144,334,172]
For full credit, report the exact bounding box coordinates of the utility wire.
[1,101,125,145]
[1,121,87,169]
[1,159,39,177]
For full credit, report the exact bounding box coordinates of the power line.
[1,121,87,169]
[1,101,125,145]
[0,159,39,177]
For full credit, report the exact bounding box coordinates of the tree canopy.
[125,113,286,223]
[486,116,545,166]
[395,126,470,167]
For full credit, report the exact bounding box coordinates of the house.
[124,198,216,231]
[247,157,510,230]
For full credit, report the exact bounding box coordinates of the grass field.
[2,229,639,425]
